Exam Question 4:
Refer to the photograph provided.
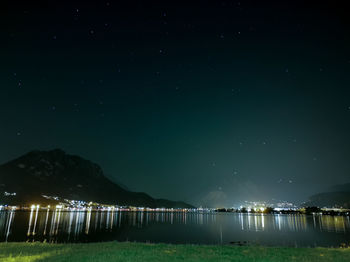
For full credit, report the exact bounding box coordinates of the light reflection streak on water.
[321,216,347,233]
[313,214,316,229]
[5,211,15,242]
[139,211,144,227]
[55,210,61,235]
[105,211,110,229]
[74,211,84,237]
[27,207,40,236]
[94,211,99,230]
[239,213,244,230]
[27,209,34,236]
[254,215,257,231]
[99,211,104,230]
[1,211,350,243]
[85,210,91,234]
[132,212,136,227]
[67,211,74,237]
[277,214,281,230]
[110,211,114,230]
[32,208,39,235]
[49,210,55,236]
[43,209,49,235]
[261,214,265,229]
[319,215,323,231]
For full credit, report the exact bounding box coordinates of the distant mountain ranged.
[305,183,350,208]
[0,149,193,208]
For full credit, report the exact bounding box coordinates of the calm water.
[1,210,350,247]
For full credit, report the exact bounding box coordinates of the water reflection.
[0,210,349,245]
[2,211,15,241]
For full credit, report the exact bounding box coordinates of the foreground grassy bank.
[0,242,349,262]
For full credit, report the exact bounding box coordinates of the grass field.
[0,242,349,262]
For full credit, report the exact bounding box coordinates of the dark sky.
[1,0,350,207]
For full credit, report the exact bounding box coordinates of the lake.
[1,210,349,247]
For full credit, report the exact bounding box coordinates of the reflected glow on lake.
[1,210,349,246]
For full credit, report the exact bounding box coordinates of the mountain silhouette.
[305,183,350,208]
[0,149,193,208]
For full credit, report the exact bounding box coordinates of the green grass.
[0,242,349,262]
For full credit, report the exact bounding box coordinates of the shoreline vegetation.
[0,242,350,262]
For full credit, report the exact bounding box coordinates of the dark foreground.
[0,242,349,262]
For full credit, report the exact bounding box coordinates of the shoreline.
[1,209,350,217]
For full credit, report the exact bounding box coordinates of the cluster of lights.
[0,205,17,210]
[29,204,64,210]
[3,191,17,196]
[246,208,265,212]
[30,204,40,209]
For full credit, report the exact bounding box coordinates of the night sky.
[1,1,350,207]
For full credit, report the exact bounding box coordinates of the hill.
[305,183,350,208]
[0,149,193,208]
